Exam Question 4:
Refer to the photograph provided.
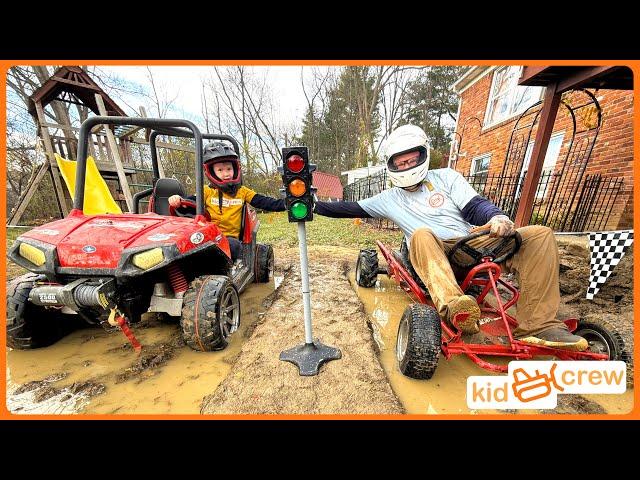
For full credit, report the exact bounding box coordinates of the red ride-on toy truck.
[7,117,274,352]
[355,231,626,379]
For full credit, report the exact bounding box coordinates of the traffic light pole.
[280,221,342,376]
[297,222,314,344]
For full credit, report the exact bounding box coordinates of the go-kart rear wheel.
[255,243,274,283]
[6,273,72,349]
[355,249,378,288]
[396,304,441,379]
[181,275,241,351]
[574,317,629,361]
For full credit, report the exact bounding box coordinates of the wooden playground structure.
[8,66,197,225]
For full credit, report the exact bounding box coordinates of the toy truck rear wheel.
[255,244,274,283]
[355,249,378,287]
[396,303,441,379]
[6,273,72,349]
[180,275,241,351]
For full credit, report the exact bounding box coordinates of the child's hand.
[168,195,182,208]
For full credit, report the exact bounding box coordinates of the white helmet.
[384,124,430,188]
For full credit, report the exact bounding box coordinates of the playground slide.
[55,154,123,215]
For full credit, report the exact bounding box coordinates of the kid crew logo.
[467,361,626,409]
[429,193,445,208]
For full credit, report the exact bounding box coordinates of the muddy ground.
[5,236,635,415]
[201,246,404,414]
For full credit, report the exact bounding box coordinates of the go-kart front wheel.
[396,303,441,379]
[181,275,240,351]
[355,249,378,288]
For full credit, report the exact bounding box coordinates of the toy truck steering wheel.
[169,199,210,221]
[447,229,522,269]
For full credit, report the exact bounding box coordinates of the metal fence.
[343,171,398,230]
[343,169,624,233]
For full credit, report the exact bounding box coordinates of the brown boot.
[446,295,480,334]
[517,327,588,351]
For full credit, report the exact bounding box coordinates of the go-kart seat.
[149,178,186,216]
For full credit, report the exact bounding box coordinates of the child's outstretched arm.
[249,194,286,212]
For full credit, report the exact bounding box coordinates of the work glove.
[470,215,515,238]
[487,215,515,237]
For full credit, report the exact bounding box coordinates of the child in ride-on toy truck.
[169,142,285,261]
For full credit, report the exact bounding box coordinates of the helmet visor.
[387,147,427,172]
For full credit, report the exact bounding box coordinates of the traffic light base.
[279,340,342,376]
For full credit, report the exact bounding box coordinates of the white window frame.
[484,66,545,129]
[516,131,565,200]
[470,153,491,177]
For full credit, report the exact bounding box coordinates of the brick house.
[449,66,633,231]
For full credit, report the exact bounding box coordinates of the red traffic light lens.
[287,154,305,173]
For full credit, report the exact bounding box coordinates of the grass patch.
[257,211,403,249]
[5,227,31,280]
[6,226,31,246]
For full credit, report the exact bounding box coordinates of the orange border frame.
[1,59,637,420]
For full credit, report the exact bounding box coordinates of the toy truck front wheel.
[180,275,241,351]
[6,273,77,349]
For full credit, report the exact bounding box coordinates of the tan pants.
[408,225,563,337]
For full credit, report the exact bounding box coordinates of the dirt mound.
[201,248,404,415]
[556,237,634,386]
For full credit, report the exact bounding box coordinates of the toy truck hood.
[20,213,224,269]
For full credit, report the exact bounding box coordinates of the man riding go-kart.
[313,124,625,378]
[7,117,275,353]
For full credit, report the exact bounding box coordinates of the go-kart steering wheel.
[447,229,522,269]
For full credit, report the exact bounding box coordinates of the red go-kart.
[355,231,626,379]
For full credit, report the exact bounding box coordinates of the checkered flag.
[586,230,634,299]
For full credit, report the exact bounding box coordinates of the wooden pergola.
[514,66,633,227]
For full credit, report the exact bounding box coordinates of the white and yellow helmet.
[384,124,431,188]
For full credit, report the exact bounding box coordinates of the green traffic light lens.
[291,201,309,220]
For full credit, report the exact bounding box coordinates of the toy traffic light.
[280,147,316,222]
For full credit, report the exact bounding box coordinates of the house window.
[470,153,491,194]
[485,66,544,127]
[517,131,565,199]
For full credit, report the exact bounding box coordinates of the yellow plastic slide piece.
[55,154,122,214]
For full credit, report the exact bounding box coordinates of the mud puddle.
[6,277,281,415]
[351,271,634,415]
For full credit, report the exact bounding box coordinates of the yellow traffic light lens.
[287,154,305,173]
[288,178,306,197]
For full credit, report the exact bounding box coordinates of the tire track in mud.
[200,248,404,415]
